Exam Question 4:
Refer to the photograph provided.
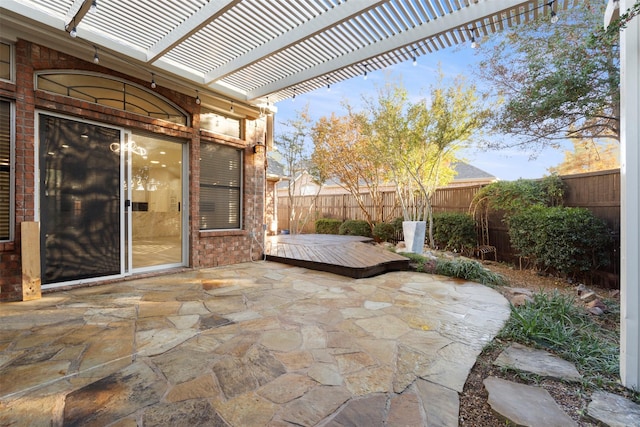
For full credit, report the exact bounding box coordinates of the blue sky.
[272,46,571,182]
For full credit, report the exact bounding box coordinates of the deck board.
[265,234,410,278]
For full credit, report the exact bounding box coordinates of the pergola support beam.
[619,0,640,390]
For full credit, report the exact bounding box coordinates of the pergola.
[2,0,575,107]
[1,0,638,389]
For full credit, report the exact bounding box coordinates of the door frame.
[35,111,188,289]
[127,131,188,274]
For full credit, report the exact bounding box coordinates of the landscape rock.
[484,376,578,427]
[580,291,597,303]
[494,343,582,381]
[587,299,607,311]
[587,306,604,316]
[587,390,640,427]
[511,294,534,306]
[502,287,535,306]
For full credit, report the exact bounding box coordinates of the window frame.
[0,99,15,242]
[0,40,14,83]
[199,142,243,231]
[200,106,244,140]
[35,71,189,126]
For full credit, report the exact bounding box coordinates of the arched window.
[36,71,188,126]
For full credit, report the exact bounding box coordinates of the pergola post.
[619,0,640,390]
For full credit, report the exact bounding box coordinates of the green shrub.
[315,218,342,234]
[373,222,396,242]
[338,219,372,237]
[472,175,565,217]
[508,206,613,277]
[433,212,477,253]
[391,217,404,233]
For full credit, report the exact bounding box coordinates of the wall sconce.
[253,143,266,155]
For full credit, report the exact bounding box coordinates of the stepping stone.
[494,342,582,381]
[484,376,577,427]
[587,390,640,427]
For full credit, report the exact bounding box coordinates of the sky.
[272,46,572,182]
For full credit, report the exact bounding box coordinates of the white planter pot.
[402,221,426,254]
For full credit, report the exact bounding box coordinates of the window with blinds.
[0,100,12,241]
[199,143,242,230]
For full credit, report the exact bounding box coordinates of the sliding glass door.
[39,115,122,284]
[39,114,186,286]
[127,133,184,270]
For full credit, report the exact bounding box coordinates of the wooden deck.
[265,234,410,279]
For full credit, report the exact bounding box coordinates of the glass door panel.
[129,134,183,269]
[39,115,121,284]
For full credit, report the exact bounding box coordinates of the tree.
[548,139,619,175]
[475,2,620,150]
[311,108,390,228]
[364,75,491,246]
[275,105,319,234]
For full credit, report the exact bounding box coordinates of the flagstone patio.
[0,261,510,426]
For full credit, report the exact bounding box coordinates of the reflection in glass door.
[128,134,183,270]
[39,115,122,284]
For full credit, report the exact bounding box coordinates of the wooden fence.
[278,185,482,232]
[277,169,621,287]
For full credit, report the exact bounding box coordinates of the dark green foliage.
[508,206,613,277]
[373,222,396,242]
[338,219,372,237]
[433,212,477,253]
[434,258,507,287]
[472,175,565,217]
[499,291,619,380]
[391,217,404,233]
[477,3,620,146]
[315,218,342,234]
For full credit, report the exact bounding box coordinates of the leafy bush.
[508,205,613,277]
[433,212,477,253]
[435,258,507,287]
[315,218,342,234]
[338,219,372,237]
[373,222,396,242]
[471,174,565,216]
[391,217,404,233]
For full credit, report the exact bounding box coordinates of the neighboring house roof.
[267,156,287,179]
[451,162,495,181]
[276,161,496,194]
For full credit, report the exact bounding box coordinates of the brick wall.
[0,40,267,301]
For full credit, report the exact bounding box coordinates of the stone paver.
[587,390,640,427]
[494,342,582,381]
[0,261,510,426]
[484,376,578,427]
